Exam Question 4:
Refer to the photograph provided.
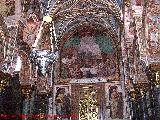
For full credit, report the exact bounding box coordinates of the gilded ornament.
[0,78,9,92]
[124,0,131,7]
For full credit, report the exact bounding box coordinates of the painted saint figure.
[110,86,123,119]
[55,88,65,116]
[55,88,71,119]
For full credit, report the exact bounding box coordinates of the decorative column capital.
[0,78,9,93]
[150,63,160,71]
[124,0,131,7]
[129,82,149,101]
[21,84,32,99]
[147,64,160,87]
[129,89,137,101]
[0,71,11,93]
[134,82,149,96]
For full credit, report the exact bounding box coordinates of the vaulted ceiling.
[48,0,123,41]
[37,0,123,57]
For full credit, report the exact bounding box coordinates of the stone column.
[21,85,32,120]
[147,64,160,119]
[33,93,49,120]
[138,94,148,120]
[47,95,54,120]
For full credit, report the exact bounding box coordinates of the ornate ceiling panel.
[49,0,122,41]
[51,0,121,18]
[56,16,119,39]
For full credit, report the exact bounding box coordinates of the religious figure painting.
[108,85,124,119]
[23,13,40,47]
[5,0,15,16]
[147,16,160,54]
[54,85,71,119]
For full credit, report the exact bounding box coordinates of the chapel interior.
[0,0,160,120]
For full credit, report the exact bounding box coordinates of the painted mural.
[106,84,124,119]
[109,85,123,119]
[23,13,40,47]
[0,0,15,17]
[147,15,160,54]
[54,85,71,119]
[60,32,118,80]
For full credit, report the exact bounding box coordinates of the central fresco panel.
[60,30,118,81]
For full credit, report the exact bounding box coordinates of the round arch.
[56,23,120,81]
[58,22,120,51]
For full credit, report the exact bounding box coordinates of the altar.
[53,77,124,120]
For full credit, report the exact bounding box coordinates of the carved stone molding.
[150,63,160,71]
[70,77,120,84]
